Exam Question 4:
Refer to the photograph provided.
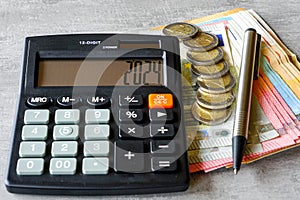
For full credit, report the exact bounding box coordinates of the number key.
[84,141,109,156]
[16,158,44,175]
[49,158,77,175]
[55,109,80,124]
[51,141,78,157]
[19,142,46,157]
[24,110,50,124]
[85,109,110,124]
[22,125,48,140]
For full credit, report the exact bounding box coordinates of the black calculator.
[5,34,190,195]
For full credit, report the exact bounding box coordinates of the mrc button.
[148,94,173,109]
[26,97,52,108]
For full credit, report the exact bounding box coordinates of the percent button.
[119,109,143,122]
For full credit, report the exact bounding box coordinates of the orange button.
[148,94,173,109]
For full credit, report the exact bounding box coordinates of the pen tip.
[233,169,238,175]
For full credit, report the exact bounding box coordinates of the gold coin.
[191,102,232,125]
[187,47,224,66]
[163,22,199,40]
[191,61,229,79]
[183,31,219,51]
[197,73,235,94]
[196,89,235,109]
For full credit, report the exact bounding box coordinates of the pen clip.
[253,33,261,80]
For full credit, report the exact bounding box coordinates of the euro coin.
[162,22,199,40]
[191,61,229,79]
[197,73,235,94]
[196,89,235,109]
[191,102,232,125]
[183,31,219,52]
[186,47,224,66]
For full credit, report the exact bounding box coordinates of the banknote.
[151,8,300,172]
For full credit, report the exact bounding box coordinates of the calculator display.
[37,59,164,87]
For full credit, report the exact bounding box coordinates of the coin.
[162,22,199,40]
[197,73,235,94]
[191,61,229,79]
[186,47,224,66]
[196,89,235,109]
[183,31,219,52]
[191,102,232,125]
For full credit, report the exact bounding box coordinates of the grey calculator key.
[84,141,109,156]
[16,158,44,175]
[49,158,77,175]
[22,125,48,140]
[55,109,80,124]
[85,125,110,140]
[24,109,50,124]
[51,141,78,157]
[85,109,110,124]
[19,141,46,157]
[53,125,79,140]
[82,158,109,175]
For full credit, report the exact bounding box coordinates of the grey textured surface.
[1,0,300,199]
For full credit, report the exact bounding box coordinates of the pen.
[232,28,261,175]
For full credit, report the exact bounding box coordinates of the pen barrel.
[233,29,259,138]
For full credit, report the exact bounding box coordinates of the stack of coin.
[163,22,235,125]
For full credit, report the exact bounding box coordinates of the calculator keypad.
[17,93,178,176]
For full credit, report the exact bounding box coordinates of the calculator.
[5,34,190,195]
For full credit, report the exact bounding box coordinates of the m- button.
[57,96,81,108]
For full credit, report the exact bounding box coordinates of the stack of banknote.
[150,8,300,173]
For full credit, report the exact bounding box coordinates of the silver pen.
[232,28,261,175]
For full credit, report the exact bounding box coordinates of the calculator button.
[82,158,109,175]
[85,125,110,140]
[24,110,50,124]
[118,124,144,139]
[22,125,48,140]
[150,124,175,138]
[149,109,173,122]
[84,141,109,156]
[26,97,52,108]
[57,96,81,108]
[148,94,173,109]
[119,109,143,122]
[85,109,110,124]
[49,158,77,175]
[19,142,46,157]
[151,157,177,172]
[51,141,78,157]
[16,158,44,175]
[55,109,80,124]
[87,95,110,107]
[119,95,143,107]
[114,141,144,173]
[150,141,176,154]
[53,125,79,140]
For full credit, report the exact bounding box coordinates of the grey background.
[1,0,300,199]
